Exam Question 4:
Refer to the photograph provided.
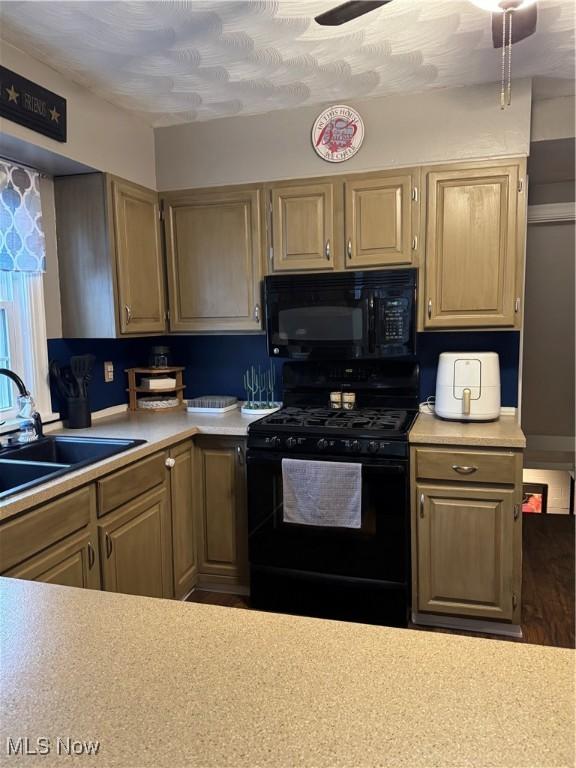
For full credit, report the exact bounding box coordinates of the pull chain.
[500,10,514,109]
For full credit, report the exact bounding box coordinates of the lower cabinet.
[5,528,100,589]
[195,437,248,590]
[169,440,197,599]
[411,445,523,628]
[98,486,173,599]
[416,483,517,621]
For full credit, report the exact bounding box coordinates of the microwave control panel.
[381,297,410,342]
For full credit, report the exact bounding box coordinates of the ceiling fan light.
[469,0,537,12]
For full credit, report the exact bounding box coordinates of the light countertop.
[409,412,526,449]
[0,408,263,522]
[0,577,573,768]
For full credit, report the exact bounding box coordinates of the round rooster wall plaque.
[312,105,364,163]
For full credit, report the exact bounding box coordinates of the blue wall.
[47,331,520,414]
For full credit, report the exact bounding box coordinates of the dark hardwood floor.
[188,513,575,649]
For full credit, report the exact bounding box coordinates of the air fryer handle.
[462,388,471,416]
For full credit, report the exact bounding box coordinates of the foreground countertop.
[409,412,526,448]
[0,578,573,768]
[0,408,263,521]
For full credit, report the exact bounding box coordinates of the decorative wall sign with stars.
[0,65,66,142]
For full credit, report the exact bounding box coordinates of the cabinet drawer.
[0,486,95,572]
[414,448,519,485]
[97,452,166,516]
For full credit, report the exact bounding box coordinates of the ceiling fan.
[314,0,538,50]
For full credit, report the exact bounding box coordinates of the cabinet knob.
[165,457,176,468]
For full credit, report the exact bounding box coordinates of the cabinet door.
[271,182,335,272]
[195,438,248,588]
[164,188,263,332]
[423,163,520,328]
[5,529,100,589]
[170,441,197,599]
[110,178,167,334]
[344,172,416,268]
[99,487,173,599]
[416,483,519,621]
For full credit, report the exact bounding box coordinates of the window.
[0,160,52,424]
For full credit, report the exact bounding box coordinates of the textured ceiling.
[0,0,574,126]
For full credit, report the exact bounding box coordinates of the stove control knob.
[267,435,281,448]
[351,440,361,453]
[317,438,328,450]
[286,437,297,449]
[368,440,379,454]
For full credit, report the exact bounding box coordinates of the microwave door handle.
[368,293,376,354]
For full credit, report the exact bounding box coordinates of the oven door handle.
[247,453,405,473]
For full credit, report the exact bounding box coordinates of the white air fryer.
[435,352,501,422]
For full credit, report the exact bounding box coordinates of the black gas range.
[246,360,419,627]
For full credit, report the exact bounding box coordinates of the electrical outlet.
[104,361,114,383]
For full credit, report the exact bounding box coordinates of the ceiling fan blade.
[314,0,392,26]
[492,3,537,47]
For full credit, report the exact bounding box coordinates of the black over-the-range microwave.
[264,268,417,360]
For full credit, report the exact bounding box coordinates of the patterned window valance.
[0,159,46,273]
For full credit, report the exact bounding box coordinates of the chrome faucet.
[0,368,43,442]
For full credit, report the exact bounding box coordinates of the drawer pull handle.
[237,445,244,465]
[87,542,95,570]
[514,503,520,520]
[124,304,132,325]
[325,239,331,260]
[347,238,353,260]
[452,464,478,474]
[419,493,425,518]
[254,304,260,322]
[105,533,113,559]
[427,299,432,319]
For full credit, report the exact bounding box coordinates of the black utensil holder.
[66,397,91,429]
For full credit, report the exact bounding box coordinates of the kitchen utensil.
[435,352,501,422]
[70,355,95,398]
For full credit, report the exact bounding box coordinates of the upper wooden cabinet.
[54,173,167,337]
[163,186,264,332]
[344,171,417,269]
[110,178,166,334]
[270,182,336,272]
[422,161,524,329]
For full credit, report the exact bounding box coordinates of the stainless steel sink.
[0,436,146,500]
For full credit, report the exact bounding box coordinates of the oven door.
[247,451,409,584]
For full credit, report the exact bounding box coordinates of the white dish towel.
[282,459,362,529]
